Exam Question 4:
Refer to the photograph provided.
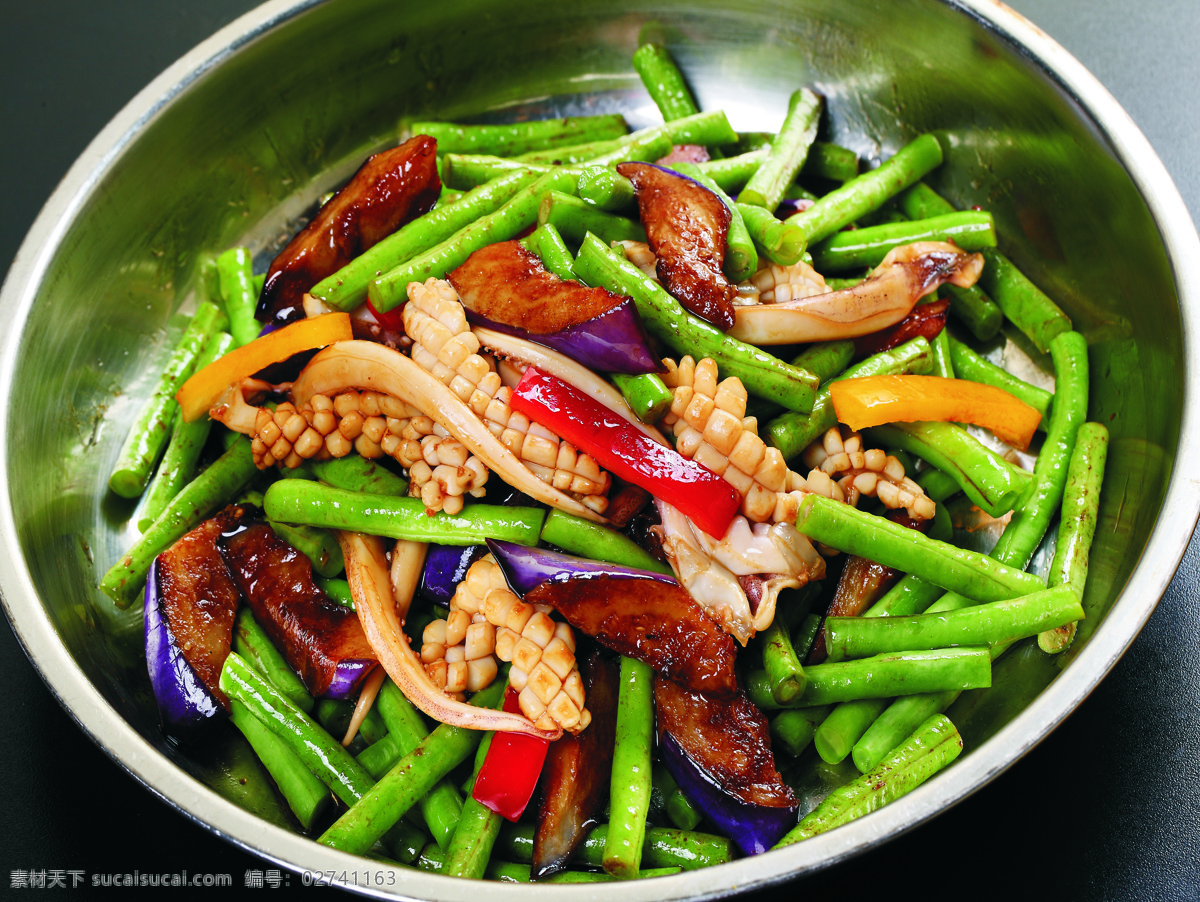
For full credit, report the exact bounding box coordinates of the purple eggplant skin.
[655,676,799,856]
[617,161,737,331]
[217,514,377,700]
[486,539,677,597]
[532,648,619,879]
[420,543,487,607]
[465,299,660,375]
[144,511,244,741]
[451,240,663,375]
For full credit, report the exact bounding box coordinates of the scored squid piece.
[729,241,984,345]
[617,162,738,330]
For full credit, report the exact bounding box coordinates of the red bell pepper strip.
[511,367,741,538]
[472,688,550,821]
[365,298,406,332]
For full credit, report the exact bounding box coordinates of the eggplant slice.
[218,512,377,699]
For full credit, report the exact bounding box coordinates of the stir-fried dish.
[99,40,1106,881]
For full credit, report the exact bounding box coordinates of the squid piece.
[339,531,559,739]
[653,500,825,645]
[257,135,441,325]
[729,241,984,345]
[289,340,606,521]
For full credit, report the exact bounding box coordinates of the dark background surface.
[2,0,1199,897]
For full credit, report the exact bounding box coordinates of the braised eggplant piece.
[853,296,949,358]
[256,135,441,325]
[656,144,711,165]
[145,506,245,739]
[449,241,660,374]
[524,575,738,697]
[655,675,798,855]
[532,648,619,879]
[617,162,736,330]
[217,512,377,698]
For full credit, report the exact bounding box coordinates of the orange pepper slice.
[175,313,353,422]
[830,374,1043,451]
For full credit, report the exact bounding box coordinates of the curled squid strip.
[291,340,606,521]
[339,530,560,740]
[729,242,984,345]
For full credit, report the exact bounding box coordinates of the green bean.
[108,301,229,498]
[573,233,820,412]
[793,611,823,660]
[315,698,388,747]
[443,734,504,879]
[232,608,313,712]
[669,161,757,282]
[605,657,654,880]
[736,202,806,265]
[516,137,625,165]
[771,706,831,757]
[497,821,730,871]
[790,340,855,385]
[539,190,647,245]
[524,222,577,280]
[309,453,409,496]
[269,520,344,578]
[100,437,257,607]
[368,168,577,313]
[784,134,944,250]
[946,334,1052,424]
[979,250,1073,353]
[766,337,933,460]
[228,699,331,830]
[795,495,1045,602]
[760,619,808,704]
[1039,422,1108,653]
[441,154,547,190]
[863,422,1032,517]
[433,186,465,209]
[611,373,674,424]
[315,169,542,311]
[540,509,672,575]
[810,211,996,272]
[776,714,962,845]
[929,329,955,380]
[747,648,991,709]
[666,789,703,831]
[410,114,628,157]
[895,183,1004,339]
[740,88,823,212]
[927,502,953,542]
[804,142,859,182]
[915,467,961,503]
[419,843,684,881]
[825,586,1083,661]
[215,247,261,347]
[695,149,768,192]
[318,679,505,855]
[316,576,354,608]
[138,331,235,530]
[620,111,738,156]
[372,680,465,848]
[262,480,544,546]
[632,43,700,121]
[577,165,637,212]
[987,331,1089,569]
[813,700,889,765]
[852,691,954,774]
[583,131,675,169]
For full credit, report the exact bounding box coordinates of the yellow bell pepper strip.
[510,366,741,539]
[830,374,1042,451]
[175,313,353,422]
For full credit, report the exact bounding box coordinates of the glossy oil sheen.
[0,0,1196,897]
